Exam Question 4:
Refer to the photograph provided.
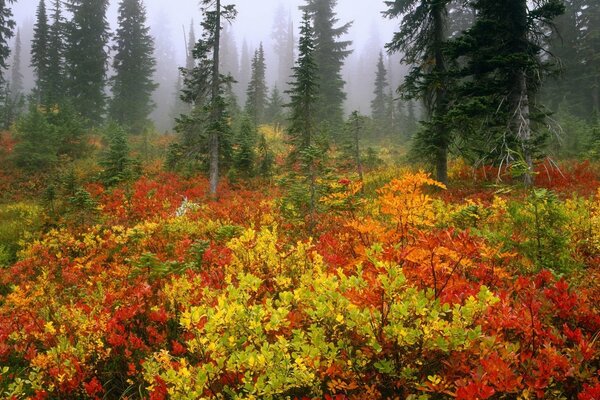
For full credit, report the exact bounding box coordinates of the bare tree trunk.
[512,69,533,186]
[209,0,221,198]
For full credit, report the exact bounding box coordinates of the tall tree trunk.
[432,2,449,185]
[209,0,221,197]
[510,0,533,187]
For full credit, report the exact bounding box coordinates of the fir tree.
[0,0,15,84]
[285,12,323,229]
[237,39,251,104]
[46,0,65,106]
[110,0,157,134]
[177,0,237,197]
[447,0,564,185]
[64,0,111,125]
[245,43,267,125]
[31,0,50,102]
[9,28,23,109]
[185,20,196,72]
[272,3,295,93]
[371,51,392,135]
[265,85,285,125]
[301,0,352,128]
[100,122,134,186]
[579,0,600,116]
[386,0,452,184]
[232,114,256,177]
[11,106,58,172]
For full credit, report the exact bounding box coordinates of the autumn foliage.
[0,167,599,399]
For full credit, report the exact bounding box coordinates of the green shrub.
[0,202,43,266]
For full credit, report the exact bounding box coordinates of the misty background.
[9,0,401,131]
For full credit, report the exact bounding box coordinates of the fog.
[10,0,401,130]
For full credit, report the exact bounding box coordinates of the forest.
[0,0,599,398]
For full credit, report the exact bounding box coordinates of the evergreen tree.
[100,122,134,186]
[245,43,267,125]
[285,12,323,228]
[46,0,65,106]
[177,0,237,197]
[232,114,256,177]
[0,0,15,84]
[10,29,23,96]
[301,0,352,128]
[11,106,58,172]
[256,132,275,178]
[64,0,111,125]
[447,0,564,185]
[185,20,196,72]
[110,0,157,134]
[371,51,392,136]
[265,85,285,125]
[579,0,600,116]
[31,0,50,102]
[272,3,295,94]
[386,0,452,184]
[220,22,239,78]
[237,38,251,104]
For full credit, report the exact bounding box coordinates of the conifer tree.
[46,0,65,106]
[110,0,157,134]
[245,43,267,125]
[177,0,237,197]
[31,0,50,102]
[237,39,251,104]
[0,0,15,84]
[579,0,600,116]
[232,114,256,177]
[371,51,392,136]
[100,122,134,186]
[64,0,111,124]
[285,12,322,228]
[386,0,452,184]
[272,4,295,94]
[301,0,352,128]
[265,85,285,125]
[10,29,23,100]
[447,0,564,185]
[185,20,196,72]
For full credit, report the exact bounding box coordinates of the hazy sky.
[11,0,398,64]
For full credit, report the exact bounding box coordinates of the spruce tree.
[371,51,392,136]
[579,0,600,116]
[386,0,452,184]
[64,0,110,125]
[46,0,65,106]
[447,0,564,185]
[272,4,295,94]
[265,85,285,125]
[185,20,196,72]
[301,0,352,128]
[285,12,322,228]
[31,0,50,102]
[245,43,267,125]
[177,0,237,197]
[232,114,256,177]
[100,122,134,186]
[110,0,157,134]
[10,29,23,100]
[0,0,15,84]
